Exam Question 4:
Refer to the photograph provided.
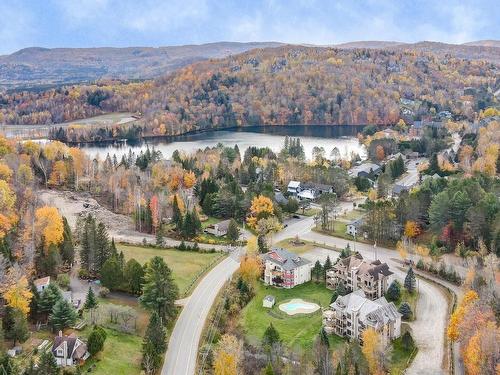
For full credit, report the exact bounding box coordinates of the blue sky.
[1,0,499,54]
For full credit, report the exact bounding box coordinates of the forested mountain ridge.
[1,45,498,141]
[0,42,282,90]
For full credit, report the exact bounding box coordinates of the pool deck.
[279,298,320,315]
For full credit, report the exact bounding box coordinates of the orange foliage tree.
[246,195,274,229]
[183,170,196,189]
[404,221,421,238]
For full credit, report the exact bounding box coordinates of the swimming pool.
[279,298,320,315]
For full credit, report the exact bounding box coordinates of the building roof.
[264,295,275,302]
[348,163,381,177]
[274,191,288,205]
[334,254,393,280]
[297,189,316,200]
[331,290,400,329]
[262,248,311,271]
[216,219,231,232]
[34,276,51,288]
[287,180,301,189]
[347,217,365,228]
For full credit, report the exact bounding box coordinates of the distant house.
[326,254,393,300]
[298,182,334,201]
[323,290,401,346]
[346,218,365,237]
[263,295,275,308]
[348,163,381,178]
[274,191,288,205]
[204,219,231,237]
[34,276,51,293]
[287,180,301,196]
[262,248,312,288]
[52,332,89,367]
[381,128,399,139]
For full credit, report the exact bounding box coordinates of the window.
[57,349,63,357]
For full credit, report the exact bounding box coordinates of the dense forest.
[0,46,498,142]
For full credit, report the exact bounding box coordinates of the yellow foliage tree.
[3,276,33,316]
[404,221,421,238]
[239,255,262,286]
[183,170,196,189]
[48,160,68,186]
[213,334,242,375]
[447,290,479,341]
[35,206,64,249]
[246,236,258,256]
[463,333,481,375]
[396,240,408,260]
[247,195,274,229]
[361,328,384,375]
[0,163,13,181]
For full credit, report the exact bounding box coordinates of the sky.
[1,0,499,55]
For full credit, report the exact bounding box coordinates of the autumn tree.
[213,334,242,375]
[247,195,274,229]
[239,255,262,286]
[404,221,421,239]
[3,277,33,316]
[35,206,64,249]
[361,328,385,375]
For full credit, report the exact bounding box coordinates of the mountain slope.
[0,42,282,90]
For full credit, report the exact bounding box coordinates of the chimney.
[58,330,62,337]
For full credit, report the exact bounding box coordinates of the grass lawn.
[337,209,365,222]
[275,238,340,255]
[395,289,419,321]
[390,335,418,375]
[240,282,343,351]
[117,244,224,296]
[81,327,143,375]
[301,207,321,217]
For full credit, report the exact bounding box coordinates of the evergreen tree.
[330,290,339,304]
[312,260,323,283]
[3,308,29,346]
[95,222,111,272]
[84,287,98,310]
[37,351,60,375]
[155,225,164,246]
[404,267,417,293]
[87,326,107,355]
[172,195,182,230]
[50,299,77,331]
[323,256,332,280]
[100,255,124,291]
[262,323,280,347]
[385,280,401,302]
[192,210,202,234]
[80,215,97,273]
[263,363,275,375]
[144,312,166,354]
[398,302,413,320]
[336,282,347,296]
[401,331,415,350]
[110,238,118,256]
[142,340,162,374]
[319,327,329,348]
[140,256,179,323]
[226,219,240,243]
[124,258,145,295]
[38,283,63,316]
[28,281,40,323]
[60,217,75,265]
[180,211,194,239]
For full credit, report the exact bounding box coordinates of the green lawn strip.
[239,282,335,350]
[389,335,418,375]
[275,238,340,255]
[80,327,143,375]
[117,244,223,296]
[301,207,321,217]
[201,216,220,228]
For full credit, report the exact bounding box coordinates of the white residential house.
[297,182,334,201]
[323,290,401,346]
[34,276,51,293]
[346,218,365,237]
[348,163,382,178]
[326,254,393,300]
[52,332,89,367]
[287,180,301,196]
[262,248,312,288]
[204,219,231,237]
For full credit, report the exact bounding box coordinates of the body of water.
[81,125,367,161]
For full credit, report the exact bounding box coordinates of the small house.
[348,163,381,178]
[346,218,365,237]
[52,332,89,367]
[34,276,51,293]
[204,219,231,237]
[287,181,301,196]
[263,295,275,308]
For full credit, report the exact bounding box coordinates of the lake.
[81,125,367,161]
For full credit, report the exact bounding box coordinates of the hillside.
[0,42,282,90]
[1,45,498,142]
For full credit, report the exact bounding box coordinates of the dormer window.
[57,349,63,357]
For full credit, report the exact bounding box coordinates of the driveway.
[301,231,449,375]
[161,250,241,375]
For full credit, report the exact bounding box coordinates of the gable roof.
[287,180,301,189]
[34,276,51,288]
[52,333,87,360]
[262,248,311,271]
[334,254,392,280]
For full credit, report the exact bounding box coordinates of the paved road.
[162,251,240,375]
[300,231,450,375]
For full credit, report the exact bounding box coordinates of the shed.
[263,295,275,308]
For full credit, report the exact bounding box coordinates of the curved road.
[162,251,240,375]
